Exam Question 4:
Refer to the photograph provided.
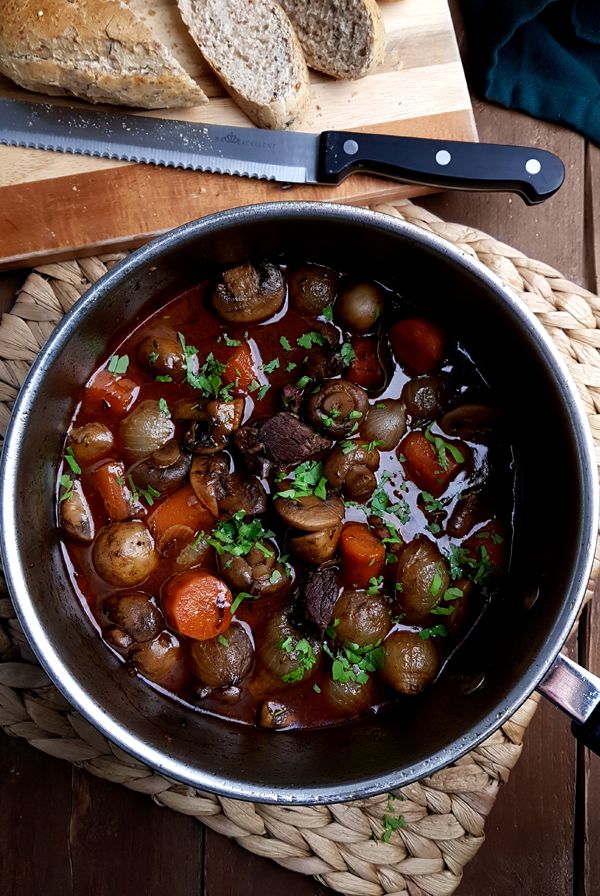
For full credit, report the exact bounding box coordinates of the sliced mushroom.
[137,334,186,382]
[60,480,95,542]
[218,541,287,597]
[440,404,506,443]
[323,441,380,501]
[189,454,230,516]
[288,264,338,317]
[211,262,285,324]
[104,592,164,643]
[131,440,191,497]
[180,398,244,455]
[217,472,268,520]
[305,379,369,438]
[67,422,114,465]
[290,522,343,565]
[273,494,344,531]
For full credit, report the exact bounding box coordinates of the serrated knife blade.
[0,99,565,204]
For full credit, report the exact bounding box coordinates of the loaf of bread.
[0,0,208,109]
[176,0,310,129]
[278,0,385,79]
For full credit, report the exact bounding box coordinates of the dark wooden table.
[2,9,600,895]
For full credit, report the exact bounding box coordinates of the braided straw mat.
[1,199,599,896]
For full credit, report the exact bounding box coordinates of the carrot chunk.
[147,484,214,541]
[339,521,385,589]
[85,369,140,416]
[400,431,466,498]
[346,337,385,390]
[390,318,445,374]
[223,343,256,391]
[162,570,232,640]
[91,460,139,521]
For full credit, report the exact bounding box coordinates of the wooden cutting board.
[0,0,476,271]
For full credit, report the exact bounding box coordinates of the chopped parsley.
[155,375,173,383]
[64,446,81,475]
[445,544,494,591]
[419,624,448,640]
[127,475,160,507]
[429,571,443,597]
[205,511,275,559]
[324,640,384,685]
[223,334,241,347]
[269,569,283,586]
[313,683,322,694]
[248,379,260,392]
[297,331,326,350]
[230,591,257,615]
[177,332,234,401]
[217,634,229,647]
[59,473,74,502]
[340,343,356,366]
[367,575,384,595]
[279,336,293,352]
[158,397,170,418]
[261,357,280,374]
[319,408,342,427]
[279,637,319,683]
[257,383,271,401]
[325,617,340,639]
[148,350,159,363]
[370,486,410,524]
[296,375,311,389]
[107,354,129,375]
[420,491,445,513]
[276,460,328,500]
[424,428,465,470]
[286,362,297,372]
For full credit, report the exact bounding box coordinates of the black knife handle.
[318,131,565,204]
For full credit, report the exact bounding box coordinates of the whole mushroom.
[218,541,288,597]
[273,494,344,565]
[131,440,191,497]
[211,262,285,323]
[323,440,380,500]
[306,379,369,438]
[93,522,158,588]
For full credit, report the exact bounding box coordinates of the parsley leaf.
[59,473,74,502]
[279,637,319,683]
[261,358,280,374]
[257,383,271,401]
[324,640,384,685]
[206,511,275,559]
[155,375,173,383]
[424,428,465,470]
[340,343,356,366]
[322,305,333,321]
[107,354,129,375]
[65,446,81,475]
[279,336,293,352]
[276,460,328,501]
[127,475,160,507]
[296,375,311,389]
[158,397,170,418]
[217,634,229,647]
[286,362,297,372]
[419,624,448,640]
[230,591,257,615]
[223,334,241,347]
[297,331,325,350]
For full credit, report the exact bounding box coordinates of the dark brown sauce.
[59,268,516,729]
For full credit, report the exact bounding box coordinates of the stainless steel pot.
[2,202,599,804]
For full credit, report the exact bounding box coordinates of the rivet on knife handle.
[318,131,565,204]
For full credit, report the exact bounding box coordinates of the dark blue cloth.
[461,0,600,145]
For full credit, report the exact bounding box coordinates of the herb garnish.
[279,336,293,352]
[155,375,173,383]
[64,446,81,475]
[217,634,229,647]
[177,332,234,401]
[420,491,445,513]
[278,637,319,683]
[158,397,170,418]
[230,591,257,615]
[127,475,160,507]
[286,362,297,372]
[377,796,407,842]
[367,575,384,595]
[59,473,74,502]
[107,354,129,375]
[296,375,311,390]
[261,358,280,374]
[324,640,384,685]
[276,460,328,501]
[223,334,241,347]
[419,624,448,640]
[340,343,356,366]
[205,511,275,559]
[297,331,326,350]
[424,428,465,470]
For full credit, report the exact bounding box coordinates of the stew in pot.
[57,260,515,729]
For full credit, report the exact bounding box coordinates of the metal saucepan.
[1,202,599,804]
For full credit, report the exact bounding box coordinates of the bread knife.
[0,99,565,204]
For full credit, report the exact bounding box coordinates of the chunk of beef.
[260,412,332,465]
[301,567,340,636]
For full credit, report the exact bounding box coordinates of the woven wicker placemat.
[1,199,599,896]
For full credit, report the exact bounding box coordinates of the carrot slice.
[223,343,256,390]
[400,431,465,498]
[147,483,214,541]
[339,521,385,589]
[85,369,140,416]
[346,337,384,390]
[162,570,232,640]
[91,460,138,521]
[390,318,445,374]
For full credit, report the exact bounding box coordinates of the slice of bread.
[0,0,208,109]
[278,0,385,79]
[176,0,310,129]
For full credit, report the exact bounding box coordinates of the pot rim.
[1,201,598,804]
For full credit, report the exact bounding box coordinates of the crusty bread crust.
[177,0,310,129]
[0,0,208,109]
[278,0,385,79]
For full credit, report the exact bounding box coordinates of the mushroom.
[335,281,384,334]
[401,374,453,422]
[440,404,506,444]
[190,622,254,689]
[120,400,175,461]
[273,493,345,565]
[190,454,230,516]
[92,521,158,587]
[396,536,450,624]
[305,379,369,438]
[332,589,391,647]
[381,630,439,695]
[67,422,113,465]
[178,398,244,455]
[216,472,268,521]
[131,440,191,497]
[323,440,380,501]
[130,631,184,684]
[211,262,285,323]
[104,625,134,654]
[288,264,338,317]
[218,541,288,597]
[103,592,164,643]
[137,333,186,382]
[360,399,407,450]
[60,480,95,542]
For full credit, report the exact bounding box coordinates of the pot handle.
[537,653,600,755]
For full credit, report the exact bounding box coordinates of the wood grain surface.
[0,0,477,268]
[2,4,600,896]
